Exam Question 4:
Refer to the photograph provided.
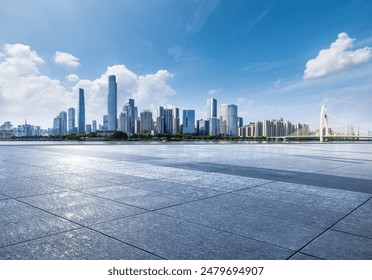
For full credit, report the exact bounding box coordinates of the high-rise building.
[182,109,195,134]
[86,124,92,133]
[92,120,97,132]
[119,112,128,133]
[172,107,180,134]
[220,104,238,136]
[209,117,220,136]
[103,115,108,131]
[59,111,67,135]
[140,110,153,133]
[238,117,243,128]
[156,106,165,134]
[68,108,76,134]
[164,108,173,134]
[107,75,117,131]
[197,119,210,136]
[207,98,217,119]
[78,88,85,134]
[52,115,61,136]
[122,99,136,134]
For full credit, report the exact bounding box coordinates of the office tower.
[107,75,117,131]
[135,118,141,134]
[220,104,238,136]
[263,120,271,137]
[92,120,97,132]
[103,115,108,131]
[164,108,173,134]
[119,112,129,133]
[172,107,180,134]
[86,124,92,133]
[52,115,61,136]
[68,108,76,134]
[122,98,135,134]
[78,88,85,134]
[59,111,67,135]
[209,117,220,136]
[207,98,217,119]
[238,117,243,128]
[182,109,195,134]
[197,119,210,136]
[140,110,153,133]
[156,106,165,134]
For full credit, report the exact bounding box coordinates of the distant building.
[207,98,217,119]
[197,119,209,136]
[68,108,76,134]
[92,120,97,132]
[78,88,85,134]
[59,111,67,135]
[172,107,180,134]
[103,115,108,131]
[86,124,92,133]
[220,104,238,136]
[107,75,117,131]
[140,110,153,133]
[183,109,195,134]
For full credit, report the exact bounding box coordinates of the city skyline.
[0,0,372,129]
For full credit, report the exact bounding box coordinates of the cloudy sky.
[0,0,372,130]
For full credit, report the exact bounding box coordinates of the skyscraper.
[103,115,108,131]
[140,110,153,133]
[156,106,165,134]
[164,108,173,134]
[220,104,238,136]
[107,75,117,131]
[182,109,195,134]
[92,120,97,132]
[68,108,76,134]
[78,88,85,134]
[208,98,219,136]
[207,98,217,119]
[59,111,67,135]
[172,107,180,134]
[122,98,135,134]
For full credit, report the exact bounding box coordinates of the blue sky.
[0,0,372,130]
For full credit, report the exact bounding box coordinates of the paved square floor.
[0,142,371,260]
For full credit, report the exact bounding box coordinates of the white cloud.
[208,88,221,96]
[0,44,176,128]
[66,74,80,82]
[304,32,372,79]
[54,51,80,67]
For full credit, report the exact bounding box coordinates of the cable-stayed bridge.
[282,104,372,142]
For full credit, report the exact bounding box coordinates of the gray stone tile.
[124,180,222,199]
[235,182,369,213]
[332,199,372,238]
[301,230,372,260]
[19,191,146,226]
[37,173,117,190]
[0,228,161,260]
[289,253,323,260]
[92,212,293,259]
[204,193,345,228]
[157,200,324,251]
[0,194,9,200]
[81,185,197,210]
[0,177,68,198]
[0,199,79,248]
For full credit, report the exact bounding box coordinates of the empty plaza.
[0,142,371,260]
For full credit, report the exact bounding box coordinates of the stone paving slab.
[157,200,324,251]
[288,253,323,260]
[0,177,68,198]
[0,228,161,260]
[235,182,370,213]
[92,212,293,260]
[202,193,346,228]
[18,191,146,226]
[80,184,200,211]
[332,199,372,239]
[301,230,372,260]
[0,199,79,248]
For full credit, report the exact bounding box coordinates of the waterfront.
[0,142,371,259]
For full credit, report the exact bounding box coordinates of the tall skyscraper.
[140,110,153,133]
[103,115,108,131]
[122,98,135,134]
[156,106,165,134]
[52,115,61,136]
[59,111,67,135]
[164,108,173,134]
[172,107,180,134]
[78,88,85,134]
[119,111,128,133]
[182,109,195,134]
[208,98,219,136]
[68,108,76,134]
[107,75,117,131]
[207,98,217,119]
[92,120,97,132]
[220,104,238,136]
